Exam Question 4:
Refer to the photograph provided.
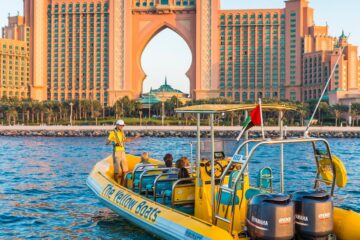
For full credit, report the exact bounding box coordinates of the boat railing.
[153,172,178,202]
[215,137,336,233]
[131,164,166,191]
[171,177,196,208]
[138,167,176,193]
[231,137,336,197]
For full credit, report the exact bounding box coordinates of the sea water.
[0,137,359,239]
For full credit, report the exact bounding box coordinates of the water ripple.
[0,136,358,238]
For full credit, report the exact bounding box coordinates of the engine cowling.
[246,194,294,240]
[292,190,333,239]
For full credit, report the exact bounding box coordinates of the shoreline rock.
[0,129,360,138]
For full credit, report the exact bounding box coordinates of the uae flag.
[237,104,262,140]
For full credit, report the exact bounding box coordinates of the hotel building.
[0,16,30,98]
[24,0,110,103]
[218,0,360,103]
[22,0,360,105]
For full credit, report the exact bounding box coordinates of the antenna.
[304,34,351,137]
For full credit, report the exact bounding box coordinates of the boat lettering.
[114,191,138,211]
[102,184,116,199]
[135,201,161,222]
[295,214,308,222]
[185,229,203,240]
[101,185,161,223]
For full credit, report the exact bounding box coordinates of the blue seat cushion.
[245,188,261,200]
[163,190,172,197]
[146,184,153,191]
[216,191,240,205]
[133,179,140,186]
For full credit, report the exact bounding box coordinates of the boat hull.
[87,156,233,240]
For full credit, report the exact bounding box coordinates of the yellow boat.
[87,104,360,240]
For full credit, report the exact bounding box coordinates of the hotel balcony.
[132,0,195,14]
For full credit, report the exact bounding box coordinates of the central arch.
[108,0,220,104]
[140,25,194,94]
[141,28,192,93]
[131,12,196,99]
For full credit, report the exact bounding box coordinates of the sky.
[0,0,359,94]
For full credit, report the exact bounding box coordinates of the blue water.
[0,137,359,239]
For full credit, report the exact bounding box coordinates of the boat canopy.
[175,104,298,114]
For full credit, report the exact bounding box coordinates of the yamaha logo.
[295,214,309,222]
[251,216,268,226]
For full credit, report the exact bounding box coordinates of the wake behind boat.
[87,104,360,240]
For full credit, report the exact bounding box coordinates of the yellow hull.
[87,155,234,240]
[333,207,360,240]
[87,154,360,240]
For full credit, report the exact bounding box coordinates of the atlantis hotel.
[0,0,359,105]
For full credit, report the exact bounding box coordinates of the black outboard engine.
[292,191,333,240]
[247,194,294,240]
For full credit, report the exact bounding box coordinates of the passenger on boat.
[140,152,151,164]
[135,152,153,170]
[180,156,190,167]
[163,153,173,168]
[176,159,191,183]
[105,119,130,185]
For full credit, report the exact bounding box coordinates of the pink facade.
[21,0,360,105]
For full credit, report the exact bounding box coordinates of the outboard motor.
[292,191,333,240]
[247,194,294,240]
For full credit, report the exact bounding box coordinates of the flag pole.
[259,98,265,139]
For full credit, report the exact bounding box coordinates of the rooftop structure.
[0,16,30,99]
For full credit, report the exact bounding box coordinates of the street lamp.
[349,102,352,126]
[148,92,151,120]
[139,111,143,126]
[69,102,73,126]
[162,101,165,126]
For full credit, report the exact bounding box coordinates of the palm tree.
[45,108,54,125]
[350,109,358,126]
[331,104,343,127]
[298,103,309,126]
[318,102,329,125]
[5,108,18,125]
[113,100,123,119]
[93,110,101,125]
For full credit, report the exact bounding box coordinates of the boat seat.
[245,188,261,200]
[170,178,195,208]
[228,171,243,190]
[216,191,240,205]
[215,170,242,206]
[153,174,179,202]
[139,174,159,194]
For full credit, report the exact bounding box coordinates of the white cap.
[116,119,125,126]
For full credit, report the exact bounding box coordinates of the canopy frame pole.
[245,110,249,158]
[279,110,284,193]
[210,113,215,224]
[196,113,201,181]
[259,98,265,139]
